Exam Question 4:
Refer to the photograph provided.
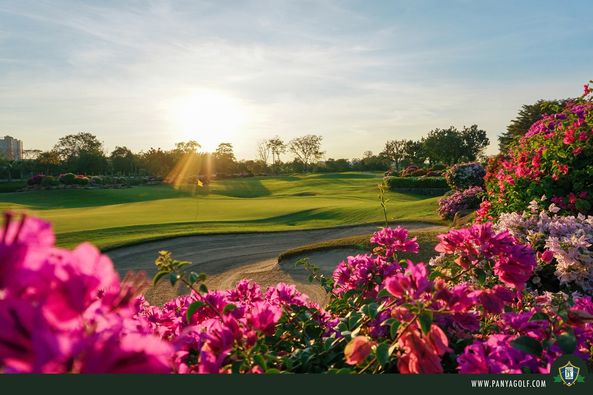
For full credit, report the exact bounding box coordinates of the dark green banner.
[0,374,591,395]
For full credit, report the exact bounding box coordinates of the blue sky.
[1,0,592,159]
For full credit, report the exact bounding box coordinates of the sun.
[167,90,247,152]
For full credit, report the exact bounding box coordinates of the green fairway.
[0,172,445,249]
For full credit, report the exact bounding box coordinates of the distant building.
[0,135,24,160]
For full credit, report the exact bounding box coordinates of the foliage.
[499,99,569,152]
[423,125,489,165]
[381,140,406,170]
[59,173,77,185]
[481,83,593,219]
[2,213,592,374]
[384,176,448,190]
[444,162,485,191]
[438,186,483,220]
[288,135,324,172]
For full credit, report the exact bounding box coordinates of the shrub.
[409,168,427,177]
[59,173,77,185]
[444,162,485,191]
[384,176,448,190]
[438,186,483,219]
[495,198,593,293]
[400,165,419,177]
[40,175,58,187]
[27,174,44,186]
[90,176,103,185]
[74,175,89,185]
[430,164,447,171]
[481,83,593,219]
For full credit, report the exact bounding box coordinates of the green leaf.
[390,320,400,339]
[223,304,237,313]
[377,288,391,299]
[557,331,577,355]
[376,342,390,367]
[253,354,267,371]
[475,268,487,284]
[511,336,543,356]
[198,283,208,293]
[189,272,200,284]
[418,311,433,334]
[152,271,168,286]
[169,272,180,286]
[576,199,591,213]
[333,367,352,374]
[529,312,548,321]
[361,303,379,319]
[186,301,205,322]
[265,368,282,374]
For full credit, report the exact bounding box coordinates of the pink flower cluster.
[433,222,536,290]
[495,199,593,293]
[137,280,337,373]
[0,213,173,373]
[481,83,593,219]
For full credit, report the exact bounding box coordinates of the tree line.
[0,124,490,181]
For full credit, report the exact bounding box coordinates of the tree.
[381,140,406,170]
[256,140,271,165]
[267,137,286,166]
[460,124,489,162]
[53,132,107,174]
[402,140,427,166]
[73,151,108,175]
[138,148,176,177]
[23,149,42,160]
[53,132,104,161]
[110,146,136,175]
[36,150,62,175]
[499,99,567,151]
[214,143,236,175]
[423,127,466,165]
[288,135,324,172]
[174,140,201,155]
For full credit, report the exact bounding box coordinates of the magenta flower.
[371,227,419,257]
[384,261,432,299]
[247,302,282,336]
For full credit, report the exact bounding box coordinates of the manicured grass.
[277,229,442,264]
[0,172,445,249]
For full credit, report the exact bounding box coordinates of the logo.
[557,361,582,387]
[552,355,587,387]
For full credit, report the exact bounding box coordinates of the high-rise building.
[0,135,24,160]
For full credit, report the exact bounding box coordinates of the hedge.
[384,176,449,190]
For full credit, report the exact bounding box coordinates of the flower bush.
[2,212,592,374]
[444,162,486,191]
[438,186,483,220]
[481,83,593,219]
[495,197,593,294]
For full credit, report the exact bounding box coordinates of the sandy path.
[108,223,446,304]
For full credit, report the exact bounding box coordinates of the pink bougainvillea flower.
[247,302,282,336]
[384,261,432,299]
[344,336,374,365]
[371,227,419,257]
[397,324,449,374]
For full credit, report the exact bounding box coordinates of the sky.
[1,0,592,160]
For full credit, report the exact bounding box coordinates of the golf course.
[0,172,444,250]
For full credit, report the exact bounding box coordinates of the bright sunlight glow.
[167,90,247,152]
